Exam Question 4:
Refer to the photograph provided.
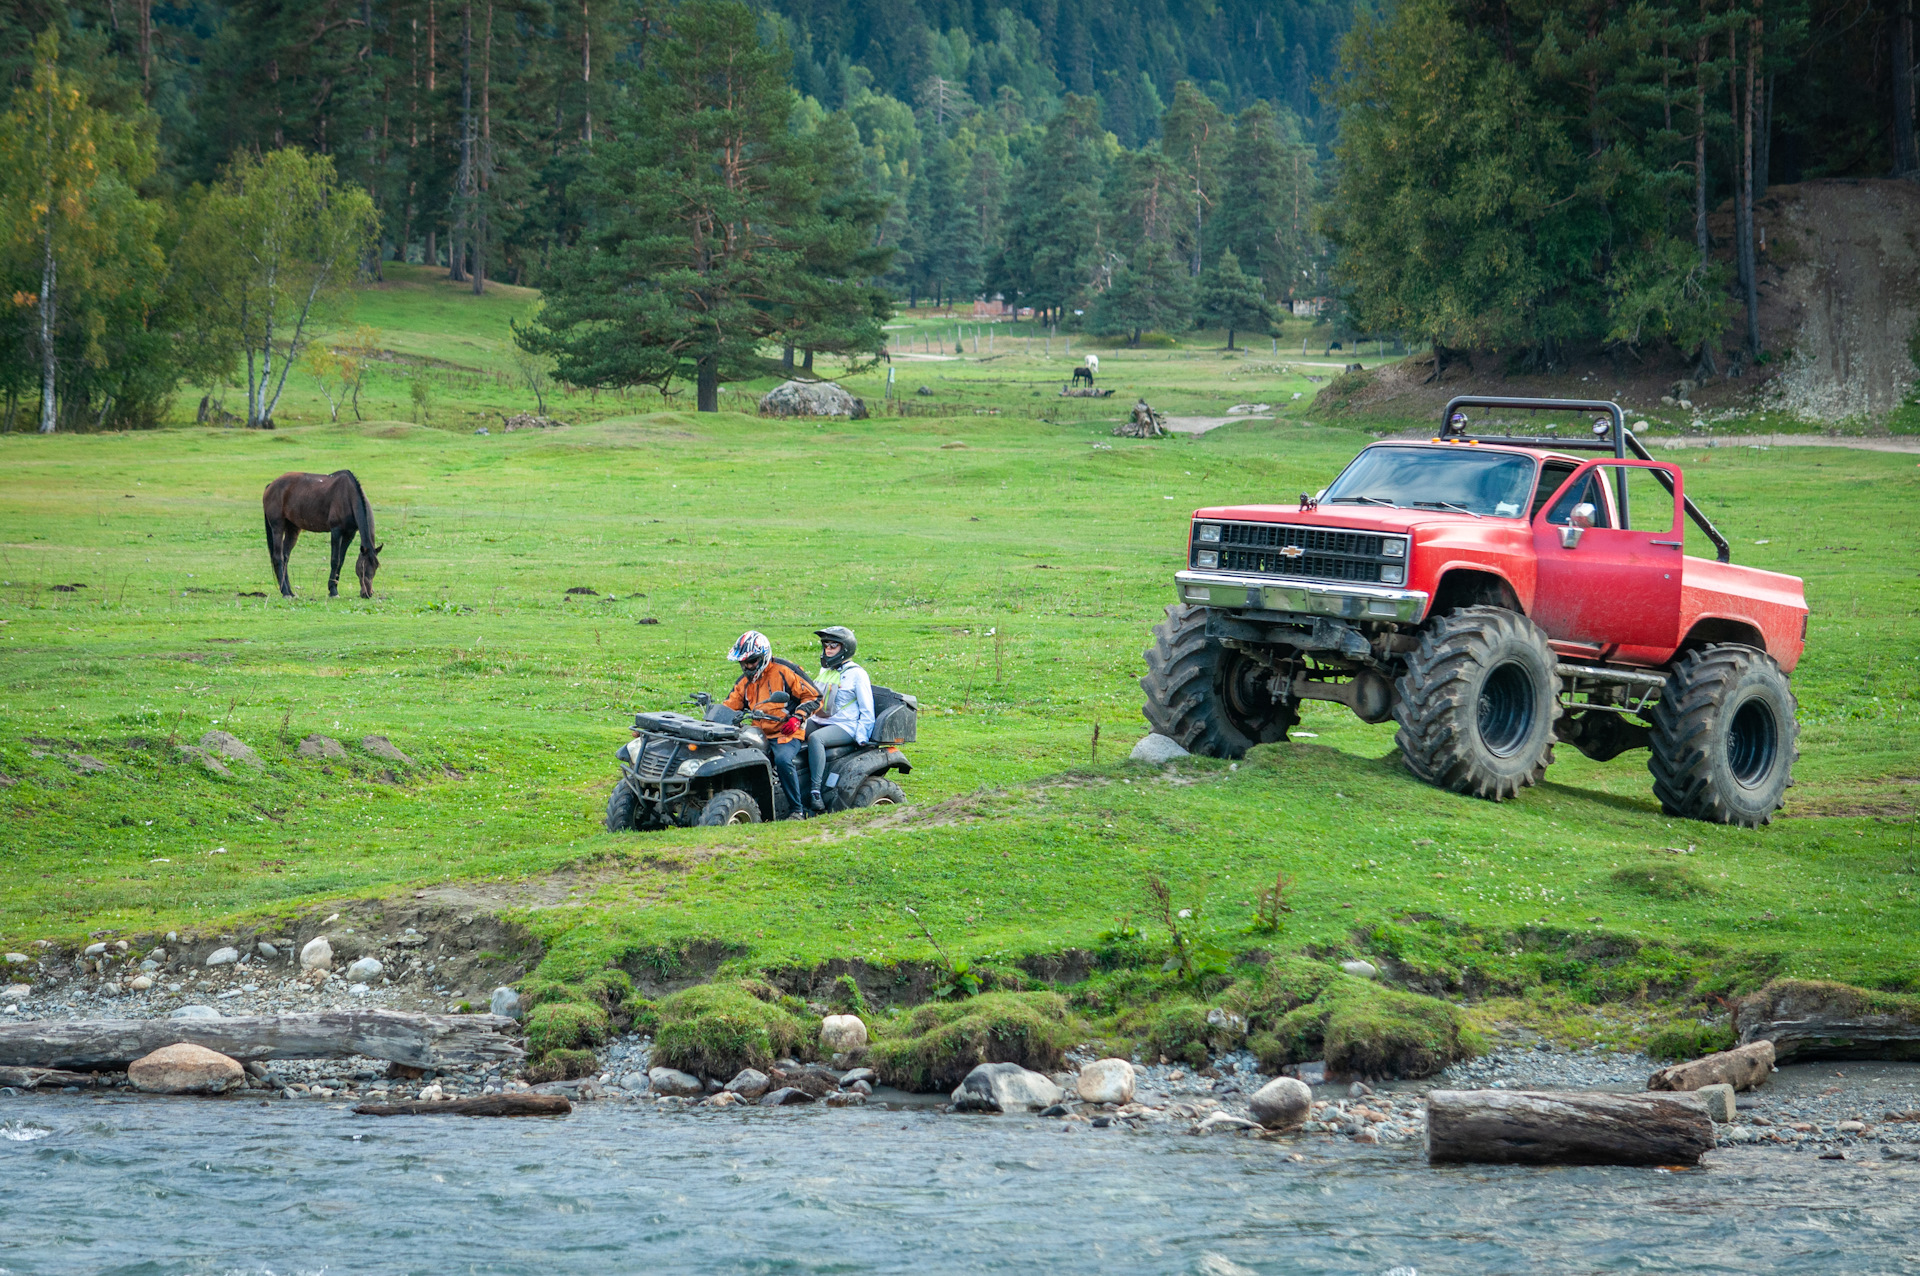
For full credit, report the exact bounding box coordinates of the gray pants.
[806,724,856,799]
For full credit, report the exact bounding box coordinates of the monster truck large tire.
[1394,606,1559,801]
[1647,644,1797,827]
[1141,605,1300,758]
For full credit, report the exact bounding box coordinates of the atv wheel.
[1648,644,1798,827]
[605,783,640,833]
[1394,606,1559,801]
[698,788,763,826]
[1140,604,1299,758]
[846,776,906,809]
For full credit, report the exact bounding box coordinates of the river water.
[5,1094,1919,1276]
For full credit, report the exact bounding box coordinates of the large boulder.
[1646,1040,1775,1093]
[1735,979,1920,1064]
[1248,1076,1313,1130]
[1074,1058,1136,1105]
[950,1062,1063,1114]
[128,1043,245,1094]
[300,937,333,971]
[759,380,868,420]
[648,1066,705,1097]
[820,1014,868,1054]
[724,1068,771,1099]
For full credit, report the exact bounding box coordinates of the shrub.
[1646,1020,1736,1061]
[869,991,1076,1092]
[1252,977,1476,1079]
[652,980,811,1079]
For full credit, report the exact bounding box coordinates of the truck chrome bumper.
[1174,570,1430,623]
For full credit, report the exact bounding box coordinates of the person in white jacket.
[805,625,873,811]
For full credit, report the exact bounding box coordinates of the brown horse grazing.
[262,471,382,598]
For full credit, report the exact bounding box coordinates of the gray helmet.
[814,625,857,668]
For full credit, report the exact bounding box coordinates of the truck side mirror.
[1570,503,1596,529]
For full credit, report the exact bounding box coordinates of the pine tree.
[1158,81,1227,276]
[1090,238,1192,346]
[1213,101,1316,302]
[1196,249,1278,349]
[992,92,1110,321]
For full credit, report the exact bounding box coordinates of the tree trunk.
[1226,326,1236,351]
[697,354,718,411]
[0,1011,524,1070]
[802,348,814,372]
[782,343,794,371]
[1693,18,1719,378]
[1646,1040,1775,1092]
[473,0,491,295]
[581,0,592,144]
[355,1092,570,1117]
[1895,0,1918,176]
[37,212,56,434]
[1426,1090,1715,1166]
[1740,10,1761,359]
[0,1065,107,1089]
[450,3,471,283]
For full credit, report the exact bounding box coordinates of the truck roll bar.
[1439,395,1731,563]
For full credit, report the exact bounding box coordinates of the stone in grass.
[1129,733,1190,765]
[1248,1076,1313,1130]
[820,1014,868,1054]
[300,937,333,971]
[129,1043,245,1094]
[178,746,233,778]
[950,1062,1063,1114]
[1341,960,1379,980]
[758,380,868,419]
[198,731,263,769]
[1075,1058,1136,1105]
[205,947,240,967]
[724,1068,771,1099]
[360,735,415,765]
[1695,1083,1737,1123]
[346,957,384,983]
[490,987,523,1020]
[648,1066,704,1098]
[297,734,348,760]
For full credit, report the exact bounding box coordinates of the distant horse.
[262,471,382,598]
[1071,365,1095,388]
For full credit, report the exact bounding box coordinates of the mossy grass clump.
[1610,862,1714,900]
[652,980,812,1079]
[516,967,646,1068]
[524,1000,612,1058]
[829,974,871,1017]
[1646,1020,1737,1060]
[524,1048,598,1083]
[869,991,1076,1092]
[1251,976,1477,1079]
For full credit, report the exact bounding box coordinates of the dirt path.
[1164,415,1273,435]
[1644,434,1920,455]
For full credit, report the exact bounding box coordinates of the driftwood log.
[354,1093,569,1117]
[0,1011,523,1071]
[0,1065,113,1090]
[1427,1090,1715,1166]
[1647,1040,1774,1092]
[1736,980,1920,1064]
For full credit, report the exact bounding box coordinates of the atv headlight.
[1380,564,1405,585]
[1197,523,1222,543]
[1381,537,1406,558]
[677,759,702,777]
[1195,550,1219,569]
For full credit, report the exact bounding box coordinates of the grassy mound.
[869,991,1077,1092]
[651,980,812,1079]
[518,968,646,1079]
[1646,1020,1737,1060]
[1251,976,1477,1079]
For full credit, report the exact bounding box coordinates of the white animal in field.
[1084,354,1099,374]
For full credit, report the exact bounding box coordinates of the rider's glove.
[781,717,802,734]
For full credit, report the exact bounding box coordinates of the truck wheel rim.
[1477,661,1535,757]
[1727,698,1778,788]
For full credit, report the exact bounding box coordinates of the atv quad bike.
[1142,396,1808,827]
[606,690,917,830]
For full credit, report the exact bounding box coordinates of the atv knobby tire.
[846,776,906,809]
[605,783,640,833]
[1648,644,1797,827]
[1394,606,1559,801]
[1141,604,1300,758]
[698,788,763,826]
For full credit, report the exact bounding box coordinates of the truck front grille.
[1198,521,1392,586]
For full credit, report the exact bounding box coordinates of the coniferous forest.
[0,0,1914,425]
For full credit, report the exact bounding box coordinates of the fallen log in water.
[354,1093,570,1117]
[0,1065,112,1089]
[1426,1090,1715,1166]
[1646,1040,1775,1092]
[0,1011,523,1071]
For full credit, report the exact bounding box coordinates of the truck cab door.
[1531,460,1684,656]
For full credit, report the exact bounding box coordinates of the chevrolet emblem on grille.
[1279,545,1305,559]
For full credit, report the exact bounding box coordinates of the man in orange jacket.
[724,630,820,818]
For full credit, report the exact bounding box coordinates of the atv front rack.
[1439,395,1731,563]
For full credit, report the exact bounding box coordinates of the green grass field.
[3,275,1918,1055]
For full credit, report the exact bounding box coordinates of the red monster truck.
[1142,396,1808,827]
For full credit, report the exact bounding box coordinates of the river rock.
[618,1073,649,1093]
[838,1067,876,1087]
[1206,1007,1249,1038]
[256,942,277,959]
[84,942,108,957]
[820,1014,868,1053]
[361,735,415,765]
[1647,1040,1774,1093]
[128,1043,245,1094]
[950,1062,1063,1114]
[648,1066,704,1097]
[198,731,263,768]
[169,1004,221,1019]
[300,937,333,971]
[1075,1058,1137,1105]
[1248,1076,1313,1130]
[724,1068,771,1099]
[769,1066,840,1098]
[490,987,522,1020]
[129,976,154,991]
[205,947,240,966]
[758,379,868,419]
[346,957,384,982]
[759,1086,815,1106]
[1695,1083,1737,1122]
[6,953,29,965]
[297,734,348,759]
[1735,979,1920,1064]
[1129,733,1190,764]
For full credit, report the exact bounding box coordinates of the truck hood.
[1191,504,1501,534]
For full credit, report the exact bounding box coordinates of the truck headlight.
[1195,550,1219,568]
[1197,524,1222,543]
[1380,564,1405,585]
[1381,537,1406,558]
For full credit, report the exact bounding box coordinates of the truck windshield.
[1322,446,1537,518]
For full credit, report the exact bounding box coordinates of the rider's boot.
[809,789,825,812]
